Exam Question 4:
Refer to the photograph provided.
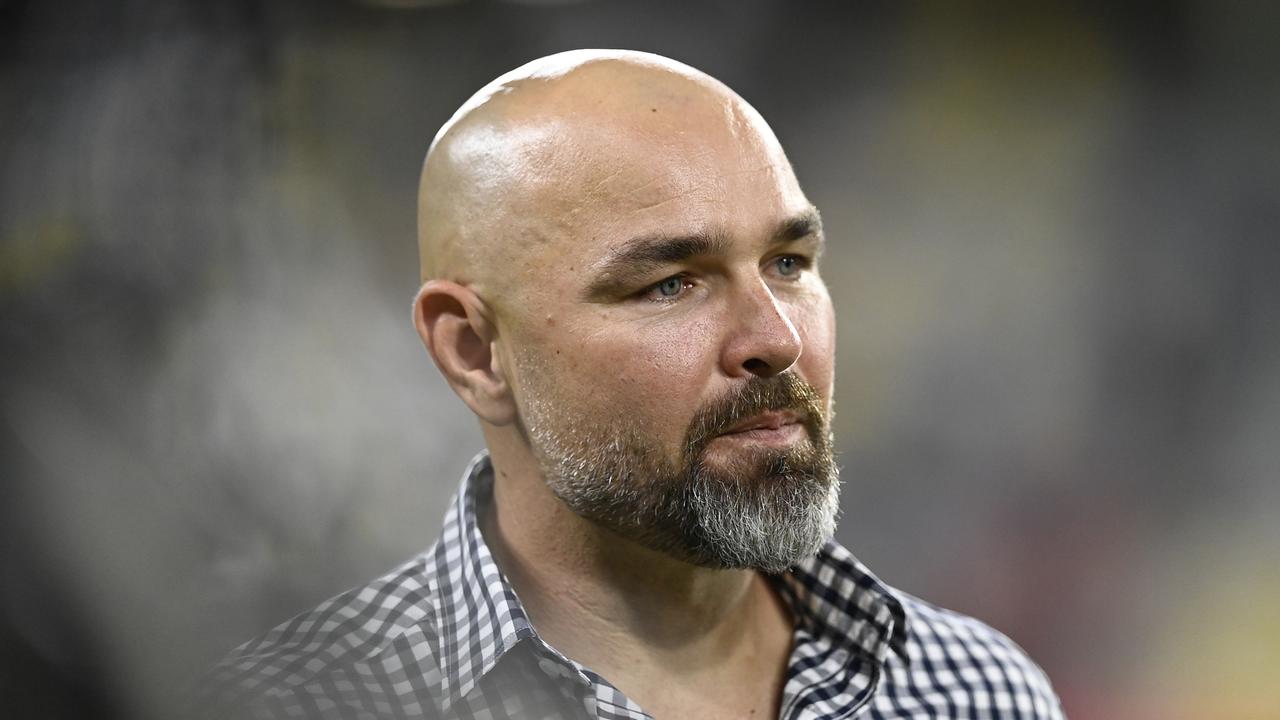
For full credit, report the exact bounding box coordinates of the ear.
[412,280,516,426]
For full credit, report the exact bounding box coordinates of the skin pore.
[413,50,837,719]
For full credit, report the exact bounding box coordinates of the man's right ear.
[412,281,516,426]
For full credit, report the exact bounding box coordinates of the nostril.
[743,358,772,376]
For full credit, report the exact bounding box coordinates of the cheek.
[592,317,713,396]
[555,312,721,431]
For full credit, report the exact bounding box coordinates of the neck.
[478,427,793,676]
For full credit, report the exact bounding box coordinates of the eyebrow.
[779,208,824,246]
[583,208,825,300]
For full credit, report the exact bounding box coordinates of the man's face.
[496,91,839,571]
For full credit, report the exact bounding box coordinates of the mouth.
[715,410,807,445]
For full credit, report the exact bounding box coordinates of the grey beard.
[522,374,840,573]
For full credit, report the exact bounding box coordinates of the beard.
[517,371,840,573]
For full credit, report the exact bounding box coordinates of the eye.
[643,274,693,302]
[770,255,808,278]
[657,276,684,296]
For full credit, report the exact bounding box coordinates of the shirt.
[202,451,1064,719]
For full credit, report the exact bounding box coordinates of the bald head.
[412,49,831,509]
[416,50,798,308]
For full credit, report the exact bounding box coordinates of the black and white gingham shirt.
[203,452,1064,719]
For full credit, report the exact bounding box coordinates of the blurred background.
[2,1,1277,718]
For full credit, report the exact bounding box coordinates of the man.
[204,50,1063,719]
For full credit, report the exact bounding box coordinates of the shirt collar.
[427,450,909,711]
[427,450,539,712]
[779,541,911,667]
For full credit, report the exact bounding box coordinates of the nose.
[720,279,803,379]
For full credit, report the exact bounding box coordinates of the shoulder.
[871,589,1065,719]
[195,552,445,720]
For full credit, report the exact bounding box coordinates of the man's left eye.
[771,255,806,277]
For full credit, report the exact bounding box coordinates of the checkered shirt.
[201,451,1064,719]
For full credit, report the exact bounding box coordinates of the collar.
[427,451,909,711]
[427,451,540,712]
[780,541,911,667]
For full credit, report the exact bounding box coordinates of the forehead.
[519,102,809,259]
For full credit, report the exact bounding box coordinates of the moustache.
[683,373,826,456]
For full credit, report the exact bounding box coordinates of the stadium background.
[3,1,1278,717]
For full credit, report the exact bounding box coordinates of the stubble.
[517,367,841,573]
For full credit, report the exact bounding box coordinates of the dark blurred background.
[2,1,1278,718]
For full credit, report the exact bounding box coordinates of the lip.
[721,410,804,436]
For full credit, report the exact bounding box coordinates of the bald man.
[203,51,1063,720]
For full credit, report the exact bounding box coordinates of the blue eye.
[657,276,685,297]
[774,256,803,277]
[643,275,692,302]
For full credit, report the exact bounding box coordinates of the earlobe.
[412,281,516,425]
